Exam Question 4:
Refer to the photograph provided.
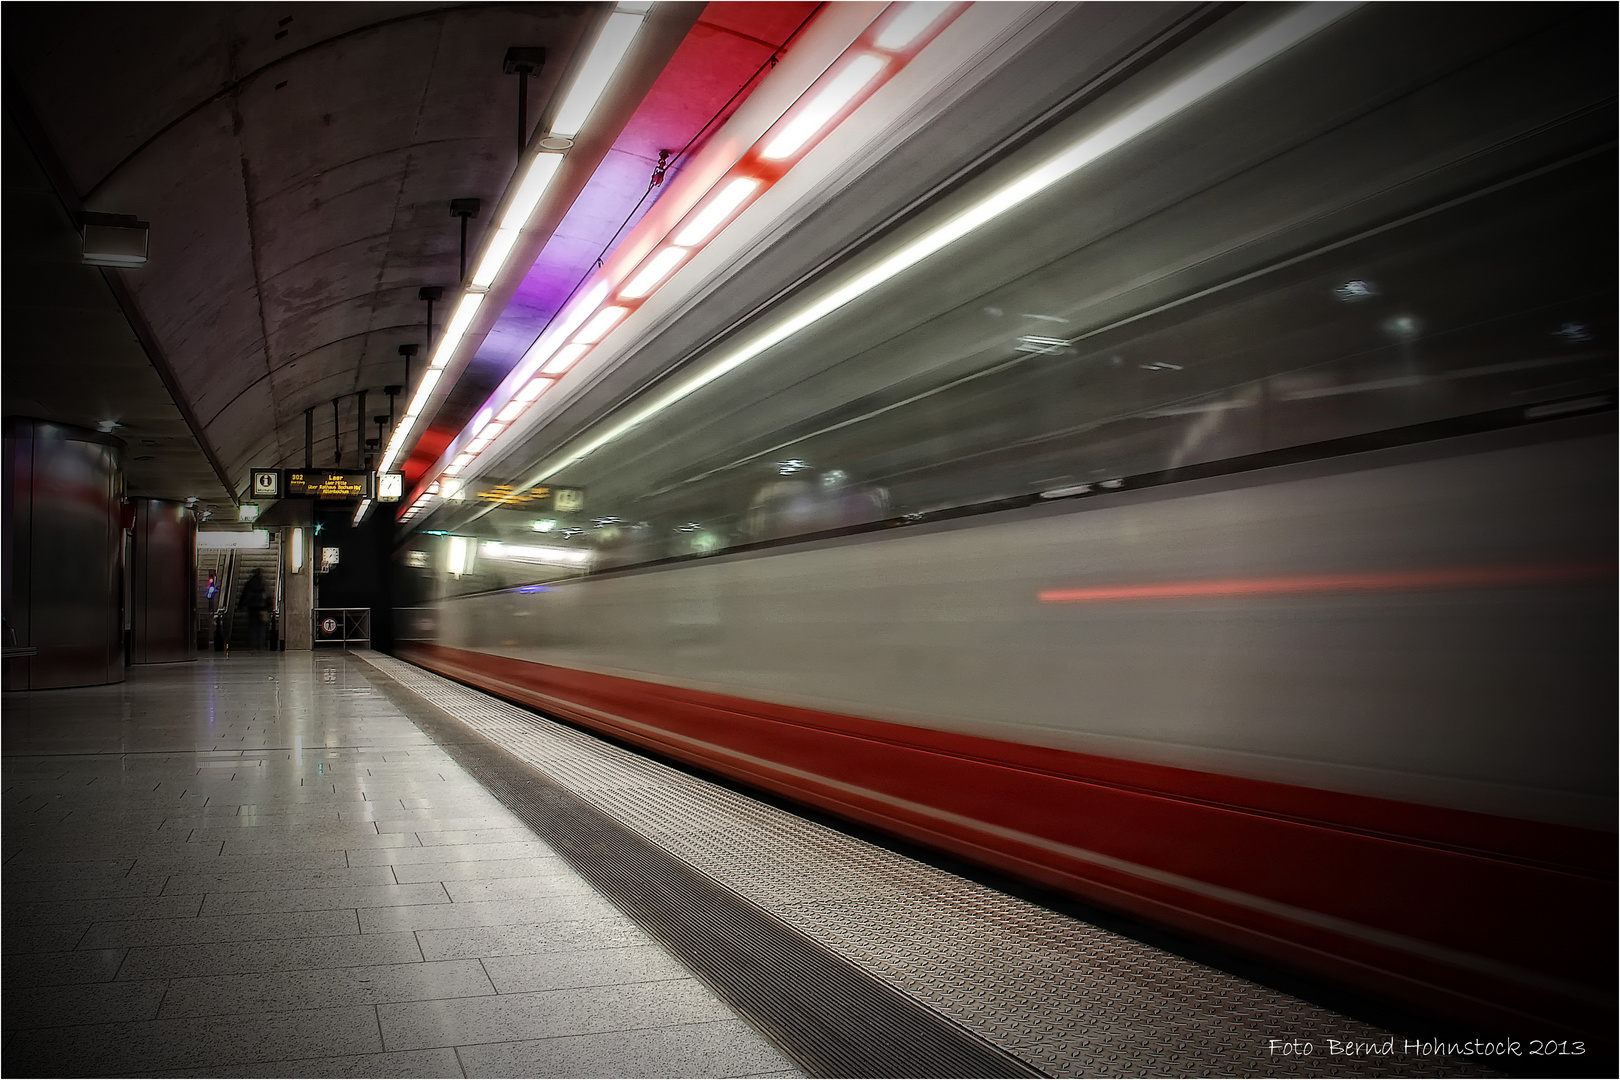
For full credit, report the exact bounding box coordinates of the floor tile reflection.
[3,652,798,1078]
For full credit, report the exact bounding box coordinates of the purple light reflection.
[469,118,690,374]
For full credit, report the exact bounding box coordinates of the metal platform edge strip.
[352,650,1046,1080]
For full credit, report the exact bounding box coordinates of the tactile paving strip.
[353,651,1492,1079]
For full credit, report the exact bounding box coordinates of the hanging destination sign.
[283,470,372,500]
[469,482,585,511]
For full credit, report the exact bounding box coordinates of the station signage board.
[250,469,283,498]
[473,483,585,512]
[284,470,372,500]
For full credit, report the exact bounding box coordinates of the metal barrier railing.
[314,607,370,646]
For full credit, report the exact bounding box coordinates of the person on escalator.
[238,569,270,652]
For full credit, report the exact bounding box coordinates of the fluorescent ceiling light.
[472,227,522,289]
[551,11,645,138]
[431,292,487,369]
[516,377,552,403]
[530,2,1361,482]
[542,342,590,374]
[761,53,888,161]
[501,153,567,231]
[352,499,372,526]
[406,368,443,415]
[514,282,611,380]
[875,2,952,51]
[497,400,528,423]
[673,178,762,247]
[574,306,628,344]
[621,246,688,299]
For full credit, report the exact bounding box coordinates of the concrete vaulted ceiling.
[3,1,676,504]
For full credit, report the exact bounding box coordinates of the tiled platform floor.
[2,651,801,1078]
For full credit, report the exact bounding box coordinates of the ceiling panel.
[4,1,608,493]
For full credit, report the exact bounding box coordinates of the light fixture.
[549,7,648,138]
[573,306,628,344]
[874,2,955,52]
[500,153,567,232]
[672,178,762,247]
[516,377,552,403]
[291,528,305,572]
[81,213,150,268]
[761,54,888,162]
[471,228,522,289]
[432,293,487,368]
[523,2,1361,483]
[620,246,688,299]
[514,284,612,377]
[352,499,372,525]
[541,343,590,375]
[446,535,469,576]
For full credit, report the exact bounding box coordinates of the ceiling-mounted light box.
[81,212,149,267]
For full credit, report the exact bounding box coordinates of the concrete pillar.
[282,526,314,650]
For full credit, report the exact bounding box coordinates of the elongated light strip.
[471,228,521,289]
[620,246,688,298]
[574,306,628,344]
[542,342,590,375]
[515,377,552,403]
[512,283,611,385]
[377,4,649,479]
[672,177,762,247]
[761,53,888,161]
[552,10,646,137]
[499,153,567,232]
[874,1,953,51]
[437,293,485,361]
[527,2,1361,483]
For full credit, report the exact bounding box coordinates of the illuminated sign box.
[284,470,372,500]
[250,469,282,498]
[470,483,585,512]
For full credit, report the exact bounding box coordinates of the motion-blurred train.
[393,2,1616,1041]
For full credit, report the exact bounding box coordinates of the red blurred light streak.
[1038,563,1616,603]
